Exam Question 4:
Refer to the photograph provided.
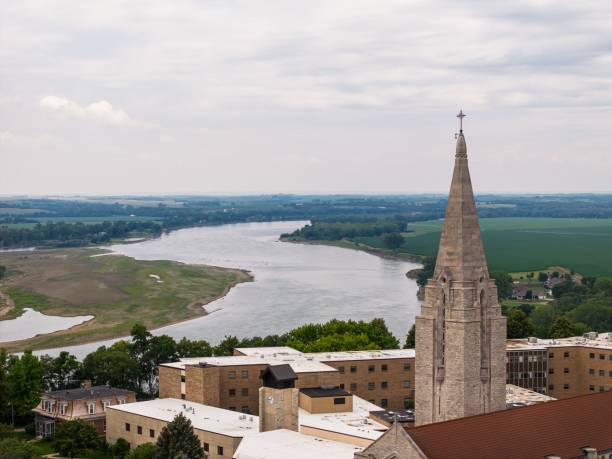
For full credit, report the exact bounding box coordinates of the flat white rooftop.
[507,333,612,351]
[299,396,387,441]
[161,347,415,373]
[506,384,556,406]
[107,398,259,438]
[233,429,363,459]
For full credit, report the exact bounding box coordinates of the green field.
[354,218,612,276]
[0,248,252,351]
[0,215,162,229]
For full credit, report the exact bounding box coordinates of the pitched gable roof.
[405,391,612,459]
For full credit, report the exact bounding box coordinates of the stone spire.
[415,113,506,426]
[433,130,488,281]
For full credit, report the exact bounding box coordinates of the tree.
[594,277,612,297]
[112,438,131,459]
[41,352,81,392]
[416,257,435,288]
[581,276,597,289]
[213,336,240,356]
[550,316,576,339]
[155,413,204,459]
[144,335,178,396]
[0,350,10,423]
[404,324,416,349]
[7,351,43,419]
[0,437,42,459]
[176,338,212,358]
[506,309,535,339]
[0,266,6,280]
[537,272,548,282]
[82,345,139,392]
[53,419,102,458]
[490,272,513,300]
[127,443,156,459]
[381,233,404,250]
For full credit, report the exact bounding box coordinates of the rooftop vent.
[528,337,538,344]
[583,331,598,340]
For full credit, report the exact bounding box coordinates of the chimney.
[82,380,92,389]
[582,447,597,459]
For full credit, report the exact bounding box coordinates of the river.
[40,221,421,358]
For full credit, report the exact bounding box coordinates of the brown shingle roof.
[406,391,612,459]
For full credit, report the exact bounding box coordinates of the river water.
[39,221,421,358]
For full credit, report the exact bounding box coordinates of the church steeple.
[433,118,488,281]
[414,112,506,426]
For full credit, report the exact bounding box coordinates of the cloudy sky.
[1,0,612,195]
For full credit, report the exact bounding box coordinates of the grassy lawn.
[0,248,252,352]
[354,218,612,276]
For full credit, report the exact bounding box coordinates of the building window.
[600,370,605,377]
[137,426,142,435]
[381,399,388,408]
[333,397,346,405]
[609,355,612,361]
[125,423,131,432]
[241,370,249,379]
[403,363,411,371]
[600,354,605,360]
[548,352,554,358]
[350,383,357,391]
[548,384,554,391]
[381,364,388,372]
[181,375,186,383]
[48,402,55,412]
[228,371,236,379]
[203,443,209,452]
[564,368,570,374]
[368,382,375,390]
[149,429,155,438]
[589,353,595,359]
[403,380,411,389]
[338,366,345,374]
[181,394,186,400]
[404,398,413,409]
[103,420,106,433]
[381,381,388,389]
[241,406,250,413]
[241,388,249,397]
[564,352,570,358]
[548,368,554,374]
[600,386,605,392]
[350,366,357,373]
[589,385,595,391]
[88,403,95,415]
[609,371,612,377]
[589,368,595,375]
[229,389,236,397]
[368,365,375,373]
[118,399,126,404]
[217,446,224,456]
[103,400,111,411]
[229,406,236,411]
[60,404,66,415]
[564,384,570,390]
[339,384,345,389]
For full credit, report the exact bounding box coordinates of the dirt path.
[0,289,14,317]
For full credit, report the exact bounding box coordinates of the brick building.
[159,347,415,414]
[33,385,136,438]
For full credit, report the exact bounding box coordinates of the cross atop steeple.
[457,109,466,133]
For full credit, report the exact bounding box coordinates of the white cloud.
[39,95,138,126]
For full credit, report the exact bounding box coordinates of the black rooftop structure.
[300,387,351,398]
[43,386,133,401]
[261,364,297,389]
[370,409,415,425]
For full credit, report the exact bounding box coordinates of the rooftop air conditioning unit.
[583,332,598,340]
[528,337,538,344]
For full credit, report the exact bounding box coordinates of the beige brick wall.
[547,346,612,398]
[106,408,243,459]
[159,366,182,399]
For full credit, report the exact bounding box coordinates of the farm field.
[354,218,612,276]
[0,248,251,351]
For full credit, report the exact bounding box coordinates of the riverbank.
[0,247,253,352]
[281,237,424,264]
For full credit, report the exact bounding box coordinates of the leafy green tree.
[155,413,204,459]
[7,351,43,419]
[127,443,156,459]
[490,272,512,300]
[550,316,577,339]
[301,333,377,352]
[581,276,597,289]
[176,338,212,358]
[0,423,14,438]
[144,335,178,395]
[129,324,152,392]
[213,336,240,356]
[531,304,555,338]
[381,233,404,250]
[404,324,416,349]
[568,300,612,332]
[537,272,548,282]
[516,304,534,316]
[82,345,139,392]
[506,309,535,339]
[0,350,10,423]
[416,257,435,288]
[111,438,131,459]
[41,352,81,392]
[594,277,612,297]
[53,419,102,458]
[0,437,42,459]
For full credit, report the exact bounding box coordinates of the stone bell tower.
[415,111,506,426]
